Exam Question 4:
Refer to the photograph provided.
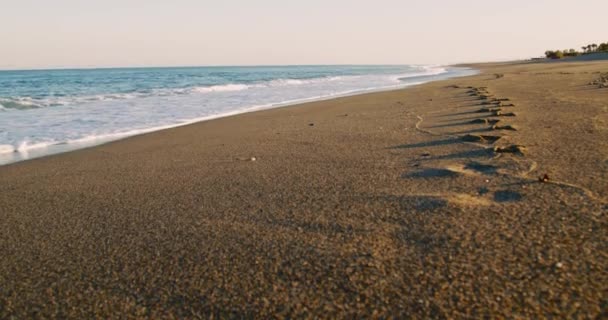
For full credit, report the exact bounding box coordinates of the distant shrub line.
[544,42,608,59]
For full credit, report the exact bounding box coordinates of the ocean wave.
[0,144,15,154]
[191,84,250,93]
[267,76,347,87]
[0,75,357,110]
[0,98,45,110]
[395,66,447,81]
[0,140,58,154]
[0,79,412,156]
[0,67,479,165]
[0,68,455,112]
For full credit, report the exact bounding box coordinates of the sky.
[1,0,607,69]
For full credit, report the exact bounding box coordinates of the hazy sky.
[1,0,606,69]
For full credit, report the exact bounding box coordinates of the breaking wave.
[0,65,478,165]
[0,75,358,110]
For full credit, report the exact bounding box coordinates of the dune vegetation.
[545,42,608,59]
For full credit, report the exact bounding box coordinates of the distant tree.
[545,50,564,59]
[544,42,608,58]
[563,49,578,57]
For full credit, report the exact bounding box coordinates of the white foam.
[15,140,57,153]
[0,144,14,154]
[192,84,250,93]
[0,98,44,110]
[394,66,447,81]
[0,75,371,111]
[267,76,349,87]
[0,66,478,165]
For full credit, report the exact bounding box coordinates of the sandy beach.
[1,60,607,318]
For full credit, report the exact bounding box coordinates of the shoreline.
[0,66,476,166]
[1,59,606,318]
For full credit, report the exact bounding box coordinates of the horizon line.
[0,63,433,73]
[0,56,535,72]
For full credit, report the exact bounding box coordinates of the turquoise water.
[0,65,476,164]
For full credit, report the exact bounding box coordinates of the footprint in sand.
[481,101,501,106]
[493,190,523,203]
[470,118,501,125]
[464,162,499,175]
[399,193,491,211]
[403,168,460,178]
[405,161,499,179]
[492,111,517,117]
[492,124,518,131]
[477,107,502,113]
[494,145,526,155]
[461,134,502,144]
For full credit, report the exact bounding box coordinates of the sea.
[0,65,476,165]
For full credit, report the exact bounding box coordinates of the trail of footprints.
[457,85,526,155]
[405,85,532,206]
[407,82,607,206]
[454,84,605,204]
[589,72,608,88]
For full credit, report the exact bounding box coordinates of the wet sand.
[1,60,607,318]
